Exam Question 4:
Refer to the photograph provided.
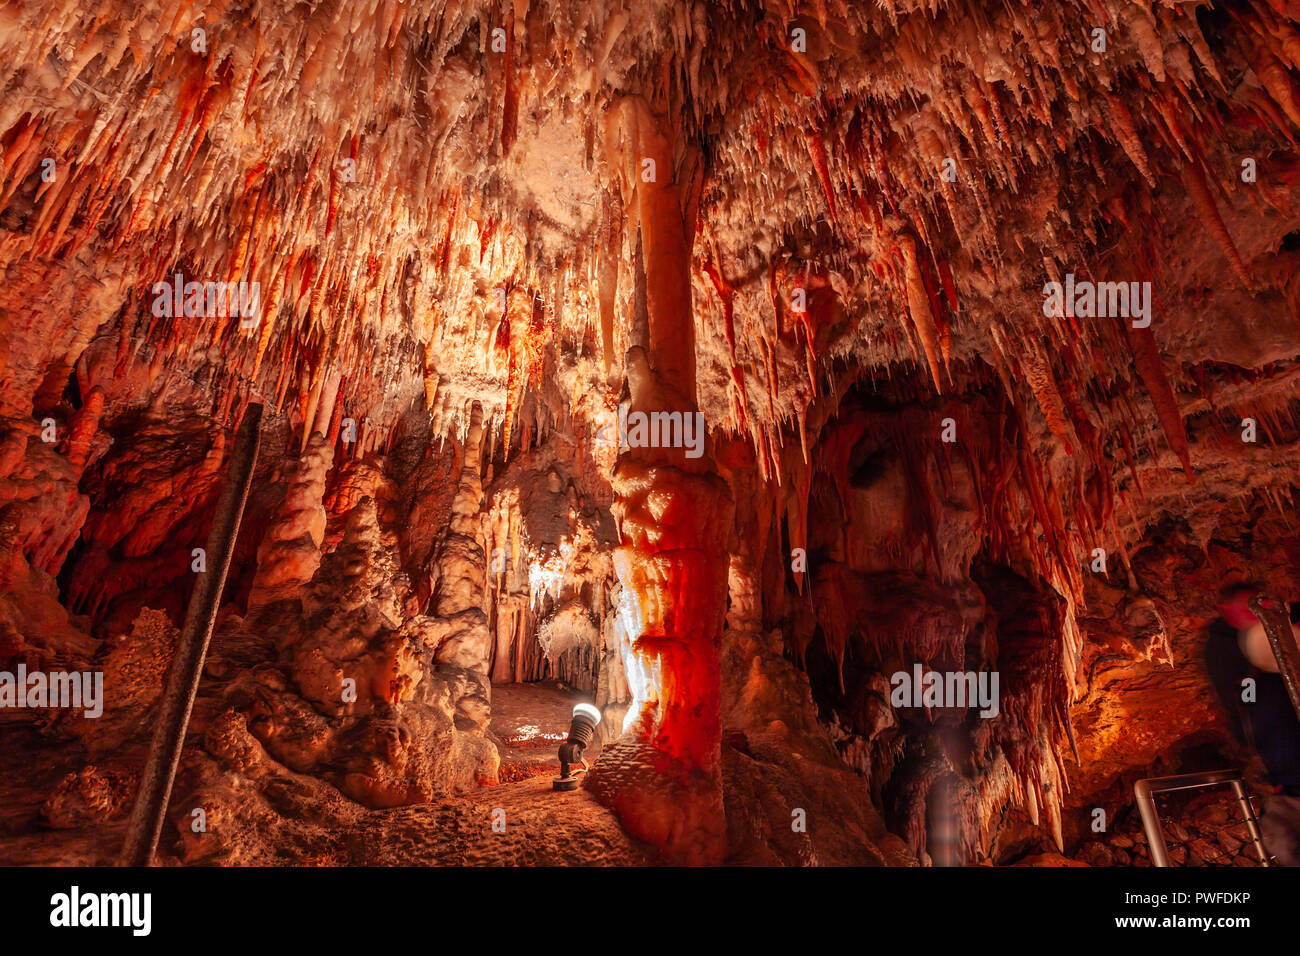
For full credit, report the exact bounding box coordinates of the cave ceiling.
[2,0,1300,869]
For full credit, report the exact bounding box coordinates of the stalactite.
[898,233,944,394]
[1122,320,1194,478]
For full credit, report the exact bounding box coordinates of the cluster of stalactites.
[6,0,1297,479]
[698,0,1300,479]
[0,0,659,464]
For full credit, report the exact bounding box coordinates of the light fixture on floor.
[553,703,601,791]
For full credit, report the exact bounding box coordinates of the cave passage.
[2,0,1300,871]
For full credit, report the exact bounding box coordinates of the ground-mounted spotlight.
[553,703,601,791]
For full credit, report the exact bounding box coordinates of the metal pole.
[119,403,263,866]
[1133,778,1171,867]
[1249,596,1300,723]
[1229,778,1271,866]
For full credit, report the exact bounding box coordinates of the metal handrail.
[1133,770,1270,867]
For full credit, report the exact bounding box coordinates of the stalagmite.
[247,432,333,608]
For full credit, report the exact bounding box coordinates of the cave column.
[585,98,733,865]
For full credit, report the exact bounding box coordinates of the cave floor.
[490,680,605,782]
[0,683,648,867]
[345,774,650,866]
[0,775,652,866]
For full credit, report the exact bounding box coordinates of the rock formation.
[1,0,1300,867]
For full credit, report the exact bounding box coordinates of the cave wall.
[2,0,1300,865]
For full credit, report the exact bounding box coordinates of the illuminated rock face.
[587,457,734,863]
[2,0,1300,866]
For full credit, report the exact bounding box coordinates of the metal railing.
[1133,770,1270,867]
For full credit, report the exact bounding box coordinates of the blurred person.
[1205,584,1300,865]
